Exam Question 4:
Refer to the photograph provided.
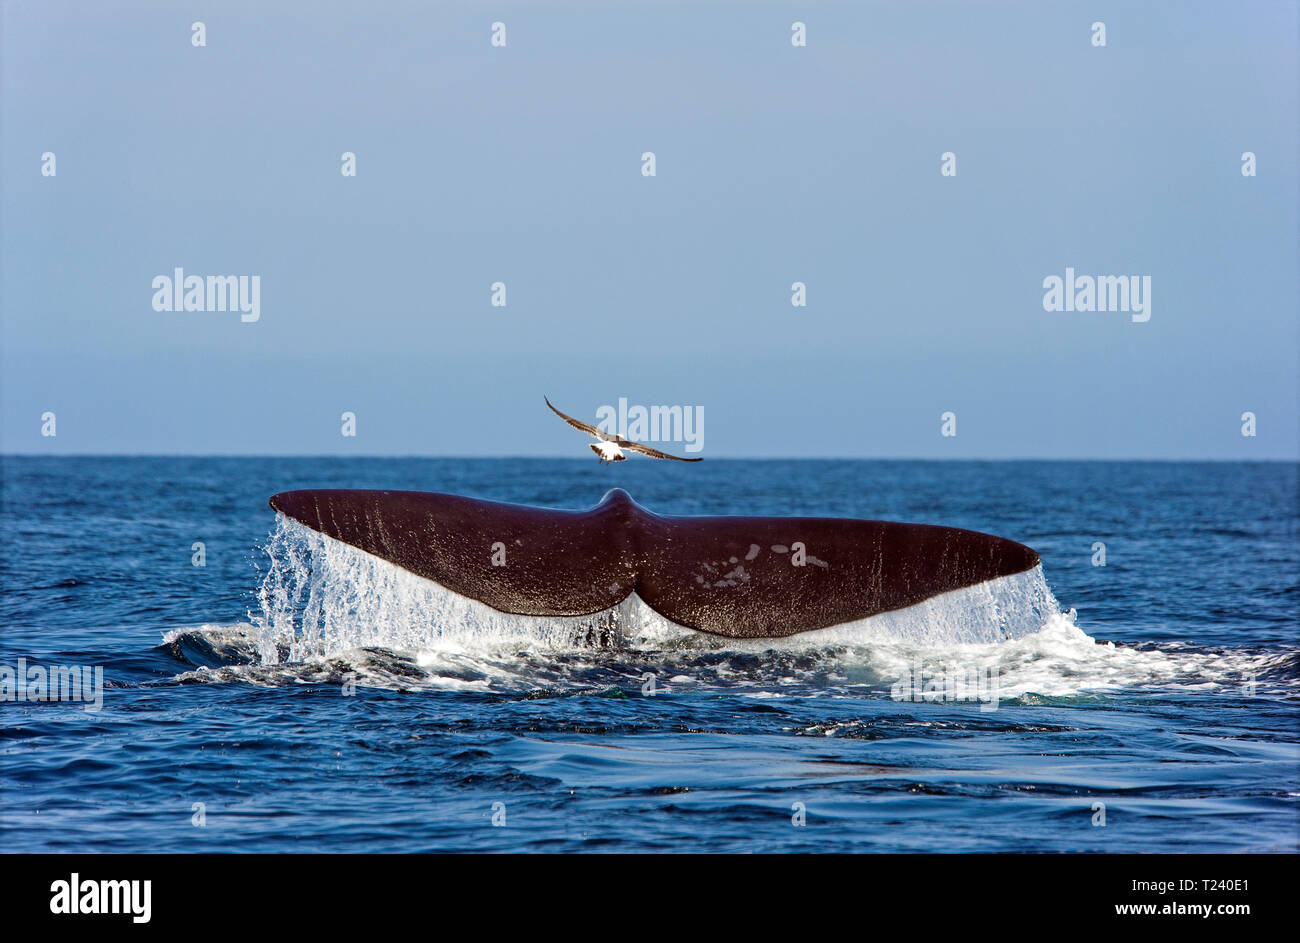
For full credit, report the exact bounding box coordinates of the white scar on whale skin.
[253,516,1063,662]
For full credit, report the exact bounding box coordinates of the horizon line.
[2,453,1296,463]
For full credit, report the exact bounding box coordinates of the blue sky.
[2,0,1296,458]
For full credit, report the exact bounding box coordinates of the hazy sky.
[3,0,1296,458]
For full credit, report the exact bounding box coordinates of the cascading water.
[155,514,1293,701]
[249,512,1066,659]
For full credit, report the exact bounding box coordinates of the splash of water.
[249,513,1065,660]
[152,514,1295,699]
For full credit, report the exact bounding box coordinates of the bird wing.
[545,396,606,439]
[622,440,704,462]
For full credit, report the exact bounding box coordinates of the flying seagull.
[545,397,703,464]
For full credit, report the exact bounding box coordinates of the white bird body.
[591,440,626,463]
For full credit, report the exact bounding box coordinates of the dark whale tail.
[267,488,1039,639]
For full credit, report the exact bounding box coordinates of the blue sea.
[1,457,1296,853]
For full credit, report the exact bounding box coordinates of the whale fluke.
[267,488,1040,639]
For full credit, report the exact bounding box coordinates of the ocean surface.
[1,457,1296,853]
